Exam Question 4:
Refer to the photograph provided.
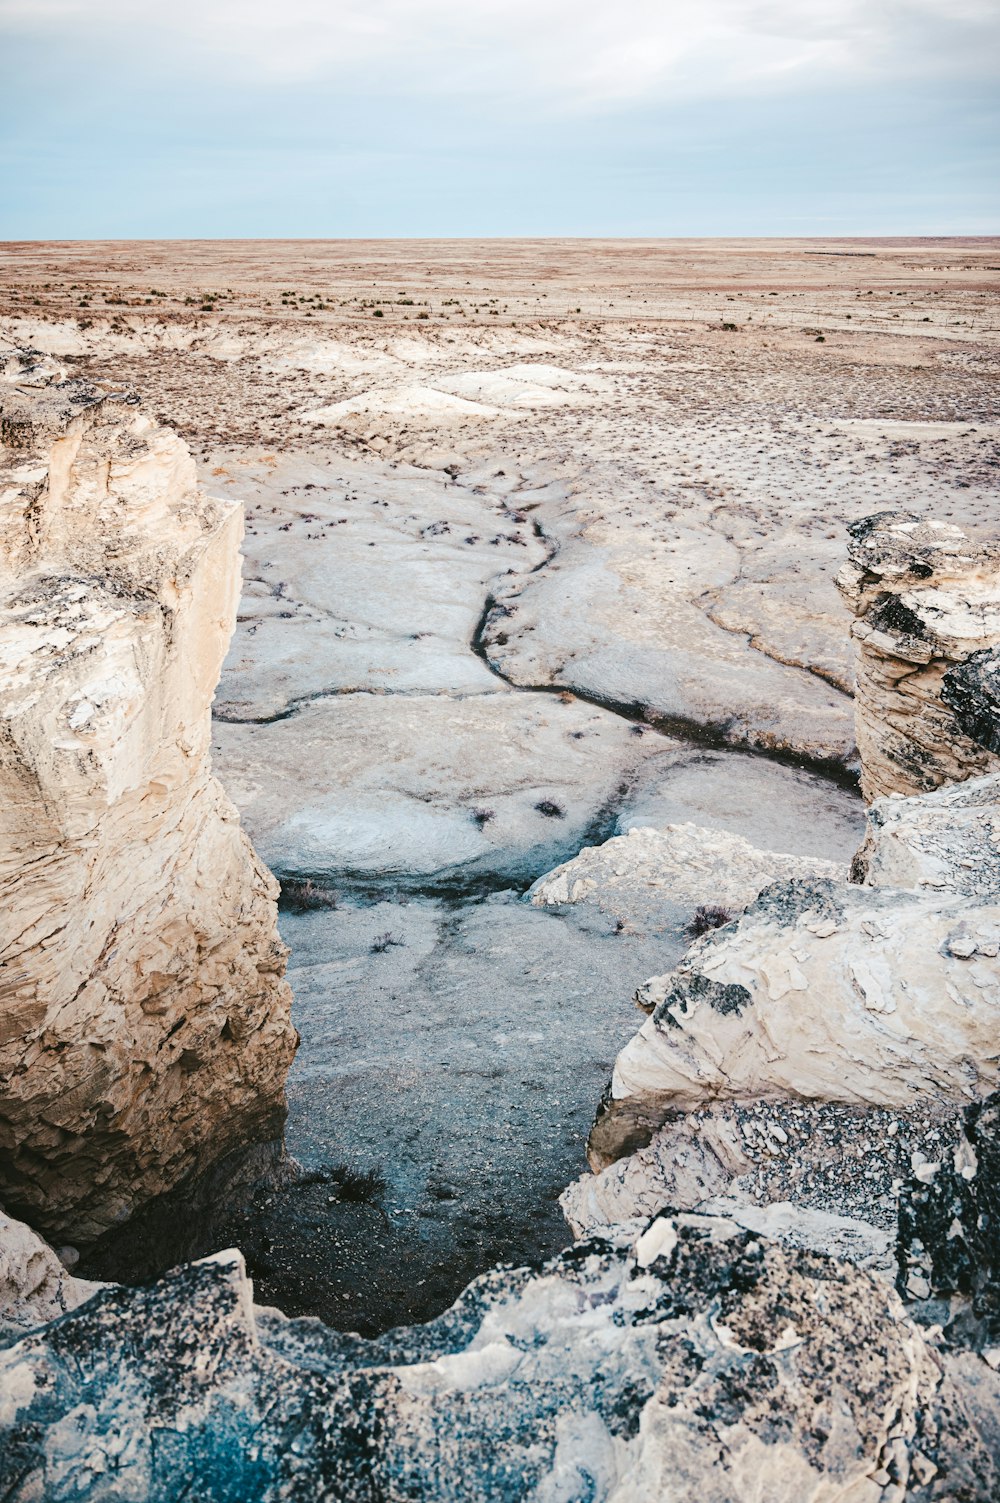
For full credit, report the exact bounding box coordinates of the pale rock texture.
[529,821,843,931]
[586,773,1000,1172]
[0,354,296,1244]
[1,1214,994,1502]
[851,772,1000,897]
[837,512,1000,802]
[0,1207,103,1334]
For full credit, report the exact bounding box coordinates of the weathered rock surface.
[0,1208,103,1335]
[212,691,680,889]
[837,512,1000,801]
[0,355,296,1243]
[2,1214,995,1502]
[898,1088,1000,1350]
[587,769,1000,1171]
[943,646,1000,759]
[529,821,843,932]
[562,1099,959,1269]
[851,772,1000,897]
[589,878,1000,1168]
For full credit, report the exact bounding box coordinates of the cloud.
[3,0,997,107]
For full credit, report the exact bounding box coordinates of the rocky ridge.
[0,351,296,1244]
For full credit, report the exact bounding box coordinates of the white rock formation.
[529,821,843,930]
[837,511,1000,801]
[0,352,296,1244]
[851,771,1000,897]
[587,774,1000,1172]
[0,1207,103,1333]
[2,1213,995,1501]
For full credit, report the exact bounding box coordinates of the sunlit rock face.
[587,776,1000,1173]
[0,351,296,1245]
[837,512,1000,802]
[1,1214,994,1502]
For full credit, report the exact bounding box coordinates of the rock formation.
[2,1212,996,1501]
[943,646,1000,759]
[0,350,297,1244]
[586,774,1000,1171]
[528,821,843,930]
[837,512,1000,801]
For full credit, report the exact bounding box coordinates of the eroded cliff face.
[0,349,297,1244]
[837,512,1000,802]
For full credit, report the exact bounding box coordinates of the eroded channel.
[80,449,865,1332]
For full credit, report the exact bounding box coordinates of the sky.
[1,0,998,237]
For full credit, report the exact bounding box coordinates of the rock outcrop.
[837,512,1000,801]
[943,646,1000,759]
[0,350,297,1244]
[586,775,1000,1172]
[2,1213,995,1502]
[529,821,843,930]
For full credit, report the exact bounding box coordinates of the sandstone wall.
[837,511,1000,801]
[0,350,297,1244]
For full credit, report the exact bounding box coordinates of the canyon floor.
[3,237,998,1332]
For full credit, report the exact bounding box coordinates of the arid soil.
[3,238,997,1331]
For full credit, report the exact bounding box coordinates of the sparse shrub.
[721,321,738,332]
[329,1166,387,1203]
[371,930,404,953]
[688,904,737,937]
[471,807,495,827]
[535,799,564,819]
[280,877,339,913]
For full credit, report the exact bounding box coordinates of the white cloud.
[2,0,997,105]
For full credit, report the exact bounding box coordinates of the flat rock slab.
[213,451,545,720]
[212,691,678,888]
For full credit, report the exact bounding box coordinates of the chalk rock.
[529,821,843,931]
[0,1207,103,1334]
[1,1216,994,1501]
[562,1098,952,1275]
[851,772,1000,897]
[588,879,1000,1171]
[0,357,296,1244]
[837,511,1000,801]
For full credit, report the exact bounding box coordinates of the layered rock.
[586,775,1000,1172]
[2,1214,995,1501]
[837,512,1000,801]
[0,351,296,1244]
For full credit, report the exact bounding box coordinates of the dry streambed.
[82,446,864,1330]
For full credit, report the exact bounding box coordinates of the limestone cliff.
[837,512,1000,801]
[0,349,297,1244]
